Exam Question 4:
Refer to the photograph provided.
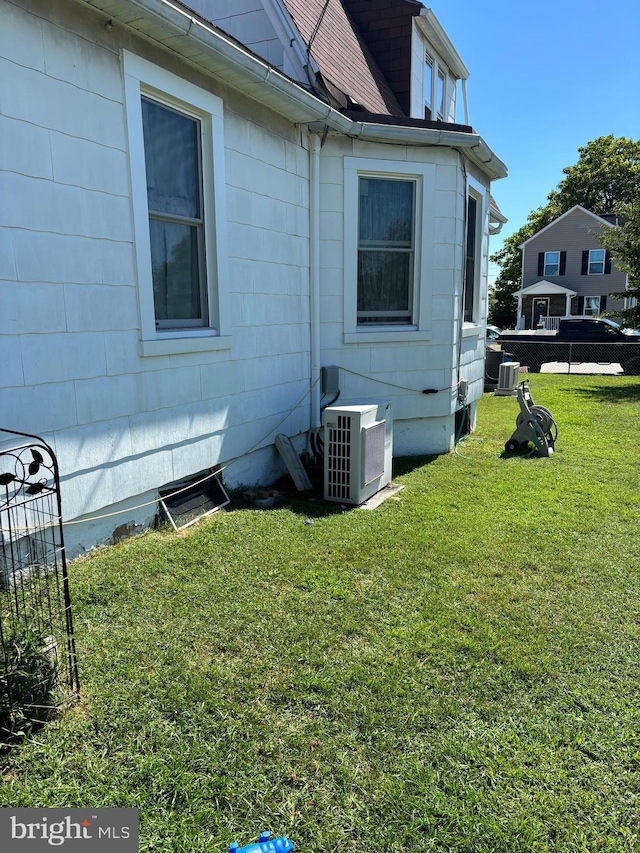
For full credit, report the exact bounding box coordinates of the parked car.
[486,324,502,342]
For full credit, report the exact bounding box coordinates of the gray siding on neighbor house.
[522,207,627,301]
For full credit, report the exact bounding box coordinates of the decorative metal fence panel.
[0,429,79,738]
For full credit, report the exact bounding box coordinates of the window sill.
[139,333,233,357]
[345,326,431,344]
[461,324,482,339]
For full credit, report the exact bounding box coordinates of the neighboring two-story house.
[1,0,506,555]
[514,205,629,329]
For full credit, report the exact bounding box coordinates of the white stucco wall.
[1,0,493,555]
[317,136,489,455]
[0,0,311,550]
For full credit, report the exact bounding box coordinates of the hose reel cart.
[505,381,557,457]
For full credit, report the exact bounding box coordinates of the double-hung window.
[584,296,601,315]
[344,158,435,342]
[424,54,433,119]
[588,249,605,274]
[123,52,230,356]
[544,251,560,277]
[463,195,478,323]
[142,97,206,328]
[357,177,416,325]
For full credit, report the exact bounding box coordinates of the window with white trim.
[544,251,560,277]
[422,49,456,122]
[436,68,446,121]
[584,296,600,315]
[588,249,605,274]
[463,193,479,323]
[424,54,433,119]
[357,177,416,325]
[123,52,230,356]
[343,158,435,342]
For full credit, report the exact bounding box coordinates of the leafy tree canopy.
[489,136,640,328]
[598,201,640,327]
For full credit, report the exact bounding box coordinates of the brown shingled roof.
[281,0,404,115]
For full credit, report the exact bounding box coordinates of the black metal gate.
[0,429,79,738]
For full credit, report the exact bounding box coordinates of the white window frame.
[544,251,560,277]
[584,295,601,315]
[123,51,231,357]
[588,249,605,275]
[424,53,433,119]
[344,158,436,343]
[423,49,455,123]
[462,176,488,332]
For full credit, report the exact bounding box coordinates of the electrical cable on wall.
[2,378,321,533]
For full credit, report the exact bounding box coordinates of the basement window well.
[159,469,229,531]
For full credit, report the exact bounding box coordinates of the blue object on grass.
[228,832,294,853]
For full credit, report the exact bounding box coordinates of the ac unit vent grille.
[326,414,353,500]
[495,361,521,396]
[363,421,385,485]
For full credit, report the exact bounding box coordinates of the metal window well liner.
[159,470,230,531]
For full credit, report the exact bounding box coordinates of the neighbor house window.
[357,177,416,325]
[584,296,600,315]
[123,51,230,356]
[588,249,605,274]
[544,251,560,277]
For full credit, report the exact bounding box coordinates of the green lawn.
[2,375,639,852]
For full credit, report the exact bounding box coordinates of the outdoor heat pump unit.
[494,361,521,396]
[323,402,392,505]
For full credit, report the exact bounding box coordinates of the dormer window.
[423,51,453,122]
[424,54,433,119]
[436,68,446,120]
[413,11,469,124]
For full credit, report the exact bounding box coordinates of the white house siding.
[1,0,311,553]
[409,24,426,120]
[522,207,628,303]
[318,137,489,455]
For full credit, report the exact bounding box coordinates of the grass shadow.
[236,455,441,520]
[572,382,640,403]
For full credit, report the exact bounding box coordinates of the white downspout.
[309,132,321,431]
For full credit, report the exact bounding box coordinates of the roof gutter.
[81,0,505,180]
[313,120,507,180]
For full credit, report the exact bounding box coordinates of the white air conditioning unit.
[323,402,392,505]
[494,361,521,396]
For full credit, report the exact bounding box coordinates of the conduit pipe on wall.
[309,132,322,431]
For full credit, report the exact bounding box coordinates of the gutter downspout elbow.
[309,132,322,432]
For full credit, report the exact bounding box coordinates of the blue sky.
[432,0,640,283]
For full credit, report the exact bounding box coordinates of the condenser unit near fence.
[323,402,392,505]
[494,361,521,396]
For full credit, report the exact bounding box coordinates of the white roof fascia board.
[415,9,469,80]
[518,204,617,248]
[80,0,349,126]
[513,280,578,297]
[309,121,507,180]
[78,0,505,179]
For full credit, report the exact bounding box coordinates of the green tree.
[489,136,640,328]
[598,201,640,327]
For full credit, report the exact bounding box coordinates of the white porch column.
[565,292,572,317]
